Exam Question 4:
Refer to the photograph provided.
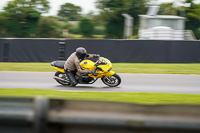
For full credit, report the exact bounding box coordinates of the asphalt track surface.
[0,71,200,94]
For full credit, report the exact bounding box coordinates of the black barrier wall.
[60,39,200,63]
[0,38,200,63]
[0,39,59,62]
[0,39,4,62]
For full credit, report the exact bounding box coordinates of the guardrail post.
[33,96,49,133]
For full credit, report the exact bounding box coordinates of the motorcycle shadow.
[55,85,120,89]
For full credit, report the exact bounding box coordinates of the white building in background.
[138,15,185,40]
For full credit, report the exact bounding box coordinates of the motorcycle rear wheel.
[54,71,70,85]
[101,73,121,87]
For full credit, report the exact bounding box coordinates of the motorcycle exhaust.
[53,76,68,82]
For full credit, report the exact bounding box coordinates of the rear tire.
[54,71,70,86]
[101,73,121,87]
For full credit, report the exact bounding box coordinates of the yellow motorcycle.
[51,57,121,87]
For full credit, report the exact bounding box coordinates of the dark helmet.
[76,47,87,60]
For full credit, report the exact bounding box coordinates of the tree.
[4,0,49,14]
[36,17,62,38]
[96,0,149,38]
[4,0,49,20]
[79,18,94,37]
[2,0,49,37]
[185,2,200,39]
[84,11,106,35]
[57,3,82,21]
[0,13,13,37]
[158,2,178,15]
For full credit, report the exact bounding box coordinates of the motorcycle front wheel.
[101,73,121,87]
[54,71,70,85]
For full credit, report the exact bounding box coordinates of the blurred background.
[1,1,200,132]
[0,0,199,40]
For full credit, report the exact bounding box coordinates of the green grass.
[0,62,200,75]
[67,34,105,39]
[112,63,200,75]
[0,62,53,72]
[0,88,200,104]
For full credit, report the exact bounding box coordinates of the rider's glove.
[93,54,100,58]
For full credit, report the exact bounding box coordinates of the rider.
[64,47,100,87]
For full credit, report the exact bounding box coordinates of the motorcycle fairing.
[52,66,65,73]
[80,60,95,71]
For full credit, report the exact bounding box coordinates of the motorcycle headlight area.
[97,58,107,65]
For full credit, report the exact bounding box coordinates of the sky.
[0,0,200,16]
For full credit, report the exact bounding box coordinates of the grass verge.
[0,62,200,75]
[66,34,105,39]
[0,88,200,104]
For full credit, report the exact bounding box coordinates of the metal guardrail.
[0,96,48,133]
[0,96,200,133]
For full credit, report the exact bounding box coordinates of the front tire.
[54,71,70,86]
[101,73,121,87]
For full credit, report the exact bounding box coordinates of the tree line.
[0,0,200,39]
